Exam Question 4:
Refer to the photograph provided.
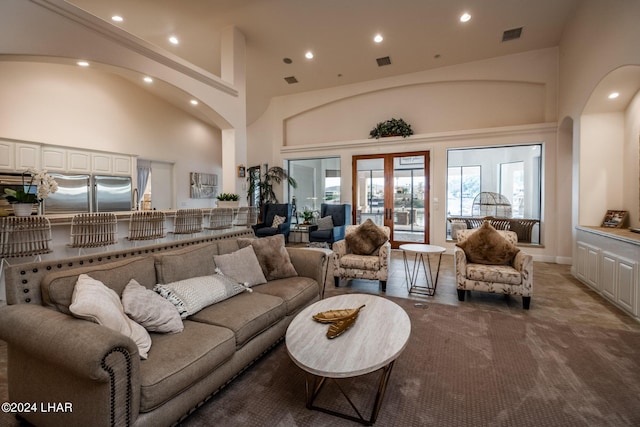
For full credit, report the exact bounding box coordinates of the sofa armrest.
[287,247,327,296]
[0,304,141,426]
[333,239,347,256]
[454,246,468,285]
[378,241,391,274]
[513,250,534,290]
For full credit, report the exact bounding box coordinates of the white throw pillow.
[271,214,286,228]
[213,245,267,286]
[122,279,184,333]
[69,274,152,359]
[154,273,248,319]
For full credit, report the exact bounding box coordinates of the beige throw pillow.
[69,274,152,359]
[122,279,183,333]
[345,219,388,255]
[238,234,298,280]
[213,245,267,286]
[316,215,334,231]
[456,221,520,265]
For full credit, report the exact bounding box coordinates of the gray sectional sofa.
[0,229,328,427]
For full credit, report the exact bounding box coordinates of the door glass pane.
[355,158,385,225]
[393,156,425,243]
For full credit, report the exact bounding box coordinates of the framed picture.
[190,172,217,199]
[237,165,246,178]
[601,210,628,228]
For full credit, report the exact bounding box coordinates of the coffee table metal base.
[304,361,395,426]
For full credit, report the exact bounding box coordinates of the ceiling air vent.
[376,56,391,67]
[284,76,298,84]
[502,27,523,42]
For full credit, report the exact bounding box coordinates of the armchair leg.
[334,277,340,287]
[457,289,465,301]
[522,296,531,310]
[380,281,386,292]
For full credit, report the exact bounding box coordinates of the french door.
[352,152,430,248]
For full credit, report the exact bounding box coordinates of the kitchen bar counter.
[43,209,181,225]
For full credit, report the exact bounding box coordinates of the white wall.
[0,62,222,209]
[248,48,562,261]
[624,92,640,226]
[579,113,625,225]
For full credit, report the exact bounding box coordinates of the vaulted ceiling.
[67,0,583,125]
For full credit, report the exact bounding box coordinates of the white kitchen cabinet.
[0,141,16,170]
[576,241,600,290]
[15,143,40,170]
[41,147,67,171]
[112,155,132,175]
[67,150,91,173]
[91,153,113,174]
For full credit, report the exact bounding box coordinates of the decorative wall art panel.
[190,172,217,199]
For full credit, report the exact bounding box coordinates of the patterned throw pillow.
[316,215,334,231]
[456,221,520,265]
[271,214,286,228]
[154,273,248,319]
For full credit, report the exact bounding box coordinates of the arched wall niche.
[284,80,547,146]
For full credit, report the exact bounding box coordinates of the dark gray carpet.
[179,298,640,427]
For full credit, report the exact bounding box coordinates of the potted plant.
[369,118,414,139]
[246,166,297,218]
[216,192,240,208]
[3,169,58,216]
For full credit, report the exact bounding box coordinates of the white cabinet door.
[91,153,112,174]
[42,147,67,171]
[601,253,617,300]
[67,150,91,173]
[576,243,588,283]
[586,246,601,290]
[113,155,132,175]
[15,143,40,170]
[0,140,15,170]
[617,258,636,314]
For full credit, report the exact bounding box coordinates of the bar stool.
[127,211,166,245]
[1,216,52,300]
[69,212,118,255]
[171,208,203,238]
[206,207,234,231]
[235,206,258,227]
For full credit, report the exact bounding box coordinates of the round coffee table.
[286,294,411,425]
[400,243,446,296]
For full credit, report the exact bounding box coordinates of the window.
[447,144,542,244]
[447,166,481,216]
[287,157,341,222]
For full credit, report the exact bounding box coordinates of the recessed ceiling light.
[374,34,383,43]
[460,12,471,23]
[143,76,153,83]
[190,99,198,106]
[305,51,314,59]
[77,61,89,67]
[608,92,620,99]
[169,36,179,45]
[111,15,123,23]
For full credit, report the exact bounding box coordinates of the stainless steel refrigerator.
[44,174,132,214]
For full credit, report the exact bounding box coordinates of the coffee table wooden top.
[286,294,411,378]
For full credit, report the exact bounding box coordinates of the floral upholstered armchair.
[454,223,533,309]
[332,220,391,292]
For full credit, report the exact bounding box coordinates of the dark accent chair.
[309,203,351,245]
[252,203,292,241]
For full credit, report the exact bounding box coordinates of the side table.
[400,244,446,296]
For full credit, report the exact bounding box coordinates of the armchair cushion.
[345,218,388,255]
[456,221,519,265]
[316,215,334,230]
